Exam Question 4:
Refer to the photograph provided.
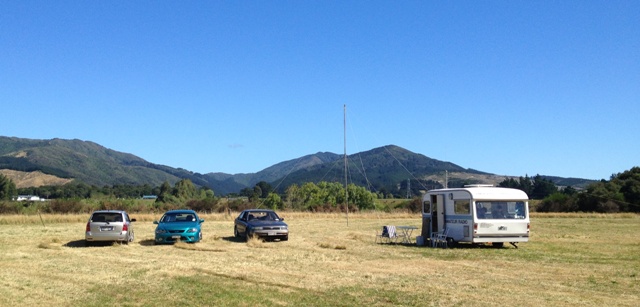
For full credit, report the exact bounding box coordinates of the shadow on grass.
[221,235,287,244]
[65,240,124,248]
[375,241,509,249]
[221,236,245,243]
[64,240,88,248]
[139,239,157,246]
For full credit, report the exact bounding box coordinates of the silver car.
[85,210,136,245]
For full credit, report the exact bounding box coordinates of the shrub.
[537,193,578,212]
[186,198,219,213]
[43,199,86,214]
[0,201,22,214]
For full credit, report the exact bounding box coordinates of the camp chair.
[434,228,450,248]
[375,225,398,243]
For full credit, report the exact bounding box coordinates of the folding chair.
[375,225,398,243]
[434,228,450,248]
[430,230,440,247]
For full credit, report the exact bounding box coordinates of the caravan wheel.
[446,237,456,248]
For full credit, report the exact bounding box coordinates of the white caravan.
[421,185,530,248]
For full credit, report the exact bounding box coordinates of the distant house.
[14,195,43,201]
[142,195,158,200]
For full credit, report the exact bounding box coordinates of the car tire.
[282,235,289,241]
[198,232,202,242]
[125,231,134,244]
[234,226,239,238]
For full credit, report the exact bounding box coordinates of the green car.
[153,209,204,244]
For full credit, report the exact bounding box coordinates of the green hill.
[0,136,595,195]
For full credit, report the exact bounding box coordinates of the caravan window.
[423,201,431,214]
[454,199,470,215]
[477,201,527,219]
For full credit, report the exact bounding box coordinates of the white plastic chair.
[434,228,450,248]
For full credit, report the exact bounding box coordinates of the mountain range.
[0,136,594,195]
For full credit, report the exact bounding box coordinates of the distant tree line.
[498,174,558,200]
[2,167,639,213]
[499,168,640,213]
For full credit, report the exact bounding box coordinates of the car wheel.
[244,231,250,242]
[282,235,289,241]
[234,226,239,238]
[198,232,202,242]
[126,231,134,244]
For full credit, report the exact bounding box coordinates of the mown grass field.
[0,212,638,306]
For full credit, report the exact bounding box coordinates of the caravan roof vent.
[464,184,494,188]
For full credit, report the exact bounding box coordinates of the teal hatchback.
[153,210,204,244]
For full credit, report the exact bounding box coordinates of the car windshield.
[161,213,196,223]
[476,201,527,219]
[247,211,280,221]
[91,212,123,223]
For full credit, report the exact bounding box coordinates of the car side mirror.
[153,221,159,224]
[131,218,137,222]
[281,217,285,221]
[199,219,205,223]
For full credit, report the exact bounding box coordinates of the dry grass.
[0,213,638,306]
[1,211,634,225]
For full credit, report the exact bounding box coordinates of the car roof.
[243,209,276,213]
[92,210,126,214]
[163,209,197,214]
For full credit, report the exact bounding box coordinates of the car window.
[91,212,123,223]
[161,213,196,222]
[248,211,278,221]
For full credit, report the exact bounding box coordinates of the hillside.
[0,136,595,195]
[0,169,73,188]
[273,145,488,193]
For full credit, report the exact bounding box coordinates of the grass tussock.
[37,238,62,250]
[246,235,268,248]
[318,242,347,250]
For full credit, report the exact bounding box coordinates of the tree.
[156,181,175,203]
[173,179,197,200]
[255,181,272,198]
[251,186,262,202]
[263,192,283,210]
[531,175,557,199]
[0,174,17,200]
[562,186,577,196]
[239,187,253,198]
[284,184,301,210]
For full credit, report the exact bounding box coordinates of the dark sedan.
[234,209,288,242]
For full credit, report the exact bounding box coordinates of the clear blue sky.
[2,1,638,180]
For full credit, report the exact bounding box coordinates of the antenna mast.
[445,170,448,189]
[344,104,349,226]
[406,179,411,199]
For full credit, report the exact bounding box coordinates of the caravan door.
[431,194,445,234]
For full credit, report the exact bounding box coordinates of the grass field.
[0,212,638,306]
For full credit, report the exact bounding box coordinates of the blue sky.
[1,1,638,180]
